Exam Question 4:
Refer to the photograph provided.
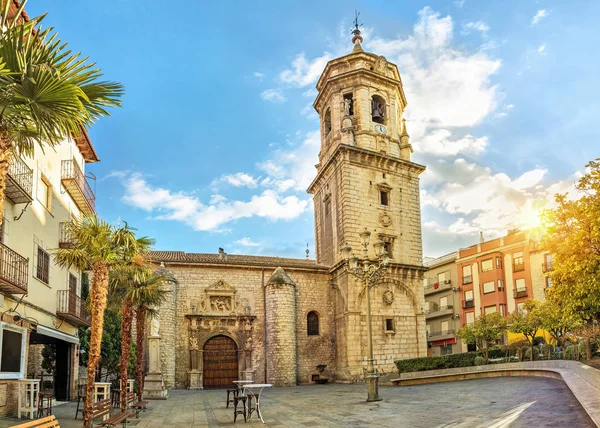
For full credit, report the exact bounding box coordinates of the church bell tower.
[307,22,428,379]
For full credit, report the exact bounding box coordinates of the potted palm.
[315,365,328,384]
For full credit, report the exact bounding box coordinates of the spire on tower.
[351,10,364,53]
[400,118,409,139]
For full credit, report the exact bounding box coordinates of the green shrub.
[550,351,563,360]
[533,336,546,346]
[487,347,506,359]
[524,347,540,361]
[566,345,579,360]
[395,352,479,373]
[474,356,486,366]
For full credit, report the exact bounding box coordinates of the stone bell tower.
[307,23,427,380]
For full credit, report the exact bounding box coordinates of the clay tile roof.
[74,124,100,163]
[149,250,329,270]
[6,0,30,23]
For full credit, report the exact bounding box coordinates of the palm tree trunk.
[84,261,110,428]
[0,133,14,228]
[120,298,134,411]
[135,305,147,401]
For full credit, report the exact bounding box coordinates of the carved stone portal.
[186,279,256,389]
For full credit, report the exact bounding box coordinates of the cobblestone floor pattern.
[0,377,594,427]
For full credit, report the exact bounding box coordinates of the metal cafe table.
[242,383,272,423]
[233,380,254,393]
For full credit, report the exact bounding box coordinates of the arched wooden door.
[203,335,238,389]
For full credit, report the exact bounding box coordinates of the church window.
[343,93,354,116]
[383,242,392,258]
[371,95,386,124]
[380,190,389,206]
[385,318,394,332]
[324,109,332,136]
[307,311,319,336]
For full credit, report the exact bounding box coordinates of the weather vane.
[351,10,364,44]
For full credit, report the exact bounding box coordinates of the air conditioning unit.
[452,286,461,292]
[454,313,460,319]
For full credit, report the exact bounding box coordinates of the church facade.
[149,31,428,389]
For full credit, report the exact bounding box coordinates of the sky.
[27,0,600,259]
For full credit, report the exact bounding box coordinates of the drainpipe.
[262,268,267,383]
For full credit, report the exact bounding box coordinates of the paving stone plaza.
[0,378,593,427]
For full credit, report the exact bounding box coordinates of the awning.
[36,325,79,345]
[431,338,457,347]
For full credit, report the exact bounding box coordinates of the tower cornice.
[307,144,426,194]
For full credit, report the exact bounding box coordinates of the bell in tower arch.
[371,96,386,124]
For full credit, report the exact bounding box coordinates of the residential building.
[424,252,465,355]
[0,1,98,406]
[457,229,551,343]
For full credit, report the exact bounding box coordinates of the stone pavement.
[0,377,593,427]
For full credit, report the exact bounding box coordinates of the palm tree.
[132,271,173,401]
[0,2,123,226]
[53,216,152,428]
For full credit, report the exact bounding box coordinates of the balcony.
[543,261,554,272]
[462,299,474,309]
[58,222,75,248]
[424,279,453,295]
[428,329,456,341]
[462,275,473,285]
[0,241,28,294]
[5,156,33,204]
[513,262,525,272]
[56,290,91,327]
[61,160,95,214]
[425,305,454,319]
[514,288,528,298]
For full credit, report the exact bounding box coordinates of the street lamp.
[341,228,390,402]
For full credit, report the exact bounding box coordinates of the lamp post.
[341,228,390,402]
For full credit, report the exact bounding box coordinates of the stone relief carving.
[380,213,392,227]
[383,289,394,305]
[210,296,232,312]
[189,336,198,350]
[151,314,160,335]
[374,56,387,74]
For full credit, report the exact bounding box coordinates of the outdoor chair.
[75,383,87,420]
[232,395,246,423]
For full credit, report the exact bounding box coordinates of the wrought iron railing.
[428,329,456,337]
[514,288,528,298]
[462,299,474,309]
[58,222,75,248]
[513,262,525,272]
[424,279,453,294]
[57,290,91,326]
[8,156,33,194]
[425,305,453,314]
[462,275,473,284]
[0,241,28,294]
[61,159,95,212]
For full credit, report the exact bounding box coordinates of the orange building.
[456,229,551,336]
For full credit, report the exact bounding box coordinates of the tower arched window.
[371,95,386,124]
[324,109,332,136]
[307,311,319,336]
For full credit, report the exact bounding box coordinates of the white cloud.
[253,72,264,80]
[532,10,548,26]
[454,0,466,7]
[505,104,514,109]
[279,52,332,87]
[260,88,286,103]
[537,44,546,55]
[416,130,487,156]
[462,21,490,35]
[121,173,309,232]
[235,237,261,247]
[367,7,501,155]
[217,172,258,188]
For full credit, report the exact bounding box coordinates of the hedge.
[395,352,479,373]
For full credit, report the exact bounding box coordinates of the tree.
[109,257,153,411]
[541,158,600,323]
[132,269,173,401]
[457,312,507,363]
[508,299,542,361]
[0,3,123,226]
[53,216,152,428]
[537,299,581,359]
[78,309,122,381]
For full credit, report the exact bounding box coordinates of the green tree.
[78,310,122,382]
[537,299,581,359]
[542,158,600,323]
[53,216,152,428]
[508,299,542,361]
[457,312,507,363]
[0,2,123,226]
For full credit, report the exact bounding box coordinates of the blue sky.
[28,1,600,258]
